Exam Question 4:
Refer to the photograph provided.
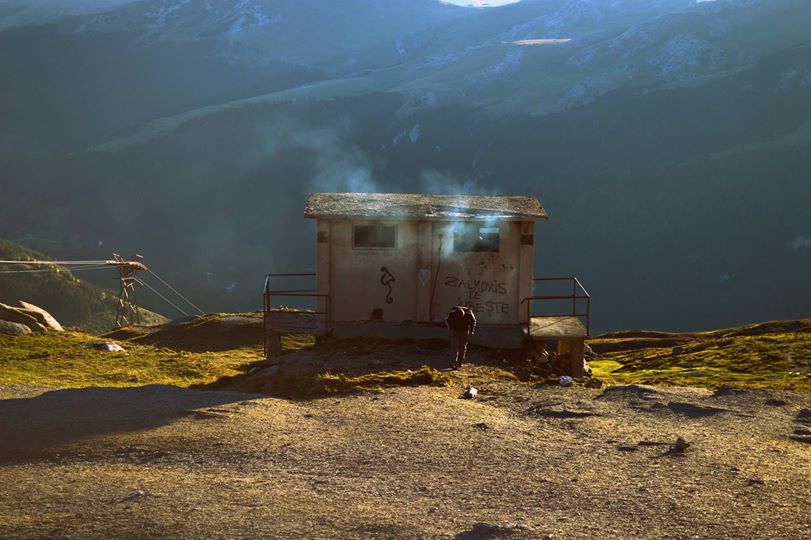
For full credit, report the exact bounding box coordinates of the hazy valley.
[2,0,809,331]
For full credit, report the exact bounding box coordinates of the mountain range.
[0,0,808,332]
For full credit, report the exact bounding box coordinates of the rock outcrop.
[0,302,63,333]
[0,303,46,332]
[0,320,32,336]
[17,301,64,331]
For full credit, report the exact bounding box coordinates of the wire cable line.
[0,260,111,265]
[147,269,206,315]
[133,276,189,317]
[0,265,111,274]
[0,256,205,318]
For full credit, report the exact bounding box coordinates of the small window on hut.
[454,223,500,252]
[353,224,396,249]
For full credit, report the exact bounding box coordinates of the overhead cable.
[133,276,189,317]
[147,269,206,315]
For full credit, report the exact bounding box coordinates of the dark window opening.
[454,223,500,252]
[354,224,396,249]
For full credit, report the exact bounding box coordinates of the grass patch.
[5,317,808,394]
[0,331,259,388]
[317,366,451,393]
[590,331,811,392]
[204,365,451,399]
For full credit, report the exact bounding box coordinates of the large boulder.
[0,303,47,332]
[0,320,32,336]
[16,301,63,331]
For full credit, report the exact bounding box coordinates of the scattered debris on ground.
[82,342,126,352]
[673,436,691,452]
[118,489,151,503]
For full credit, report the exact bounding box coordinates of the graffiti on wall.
[443,275,510,316]
[444,276,508,295]
[380,266,396,304]
[418,267,431,287]
[466,300,510,317]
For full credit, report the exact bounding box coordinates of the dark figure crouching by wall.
[446,306,476,369]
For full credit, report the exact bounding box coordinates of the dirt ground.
[1,372,809,540]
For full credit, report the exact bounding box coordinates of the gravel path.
[0,381,809,539]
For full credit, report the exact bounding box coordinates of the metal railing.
[262,273,330,356]
[520,276,591,336]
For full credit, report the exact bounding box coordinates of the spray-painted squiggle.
[380,266,396,304]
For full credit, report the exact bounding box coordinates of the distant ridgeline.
[0,240,166,334]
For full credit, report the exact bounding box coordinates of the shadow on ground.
[0,385,260,464]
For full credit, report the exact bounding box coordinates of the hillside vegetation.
[590,320,811,392]
[0,240,166,334]
[0,312,808,394]
[0,330,253,388]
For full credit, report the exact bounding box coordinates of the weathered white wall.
[316,218,536,325]
[429,221,525,325]
[327,219,420,322]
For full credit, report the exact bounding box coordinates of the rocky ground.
[1,375,809,539]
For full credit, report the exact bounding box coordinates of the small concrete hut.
[264,192,591,376]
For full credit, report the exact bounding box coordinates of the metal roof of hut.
[304,193,548,221]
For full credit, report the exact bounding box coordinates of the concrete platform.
[527,316,588,340]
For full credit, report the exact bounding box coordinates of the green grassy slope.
[590,320,811,392]
[0,330,251,387]
[0,311,807,394]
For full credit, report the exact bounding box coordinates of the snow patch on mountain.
[510,38,572,46]
[144,0,191,29]
[226,2,278,37]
